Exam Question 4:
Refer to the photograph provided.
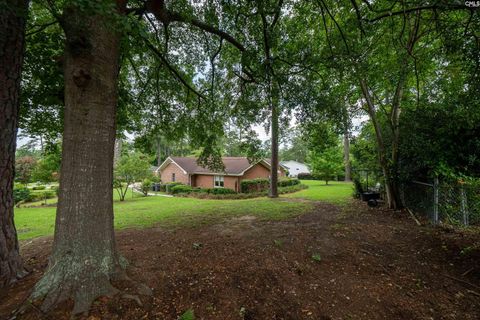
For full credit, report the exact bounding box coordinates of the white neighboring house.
[280,160,310,177]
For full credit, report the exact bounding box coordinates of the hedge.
[178,183,307,199]
[14,188,57,204]
[278,183,307,194]
[170,185,194,194]
[278,178,300,187]
[240,178,270,193]
[297,173,321,180]
[162,182,184,193]
[29,191,56,202]
[241,178,300,193]
[200,188,237,195]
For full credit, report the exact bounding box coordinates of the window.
[172,173,176,182]
[214,175,224,188]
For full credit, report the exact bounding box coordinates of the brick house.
[157,156,287,192]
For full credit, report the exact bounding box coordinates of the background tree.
[15,155,37,186]
[280,127,309,163]
[308,144,344,185]
[31,152,60,184]
[114,152,152,201]
[0,0,29,288]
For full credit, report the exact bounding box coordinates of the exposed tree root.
[19,252,153,317]
[0,257,29,288]
[28,253,127,315]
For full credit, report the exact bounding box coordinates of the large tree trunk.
[269,95,279,198]
[343,131,351,182]
[0,0,29,288]
[31,1,127,314]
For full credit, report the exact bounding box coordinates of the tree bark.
[269,96,279,198]
[0,0,29,288]
[31,1,127,314]
[343,131,351,182]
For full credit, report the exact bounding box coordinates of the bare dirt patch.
[1,201,479,319]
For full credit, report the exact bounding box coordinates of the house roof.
[280,160,310,174]
[264,158,289,171]
[158,156,275,176]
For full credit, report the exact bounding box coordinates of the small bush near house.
[170,185,194,194]
[32,185,46,190]
[178,184,307,199]
[163,182,184,193]
[241,178,300,192]
[172,187,237,196]
[177,191,264,200]
[204,188,237,195]
[241,178,270,193]
[278,178,300,187]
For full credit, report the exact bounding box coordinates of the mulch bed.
[1,200,479,319]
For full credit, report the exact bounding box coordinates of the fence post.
[460,184,469,226]
[433,177,439,225]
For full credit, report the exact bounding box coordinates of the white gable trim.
[239,159,271,176]
[158,157,188,175]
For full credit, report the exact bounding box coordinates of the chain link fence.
[401,179,480,226]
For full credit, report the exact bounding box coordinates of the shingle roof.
[168,157,262,175]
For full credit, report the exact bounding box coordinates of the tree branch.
[366,4,469,23]
[142,36,206,100]
[350,0,366,36]
[146,0,245,52]
[26,21,58,36]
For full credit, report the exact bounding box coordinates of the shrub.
[24,191,56,203]
[141,179,152,196]
[170,184,193,194]
[297,173,321,180]
[13,188,31,204]
[180,191,266,200]
[278,184,308,194]
[278,178,300,187]
[179,184,307,199]
[208,188,237,195]
[163,182,183,193]
[241,178,270,193]
[32,185,46,190]
[241,178,300,193]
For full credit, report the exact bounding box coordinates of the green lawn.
[14,180,353,241]
[15,192,313,241]
[283,180,353,204]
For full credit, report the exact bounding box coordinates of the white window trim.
[214,175,224,188]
